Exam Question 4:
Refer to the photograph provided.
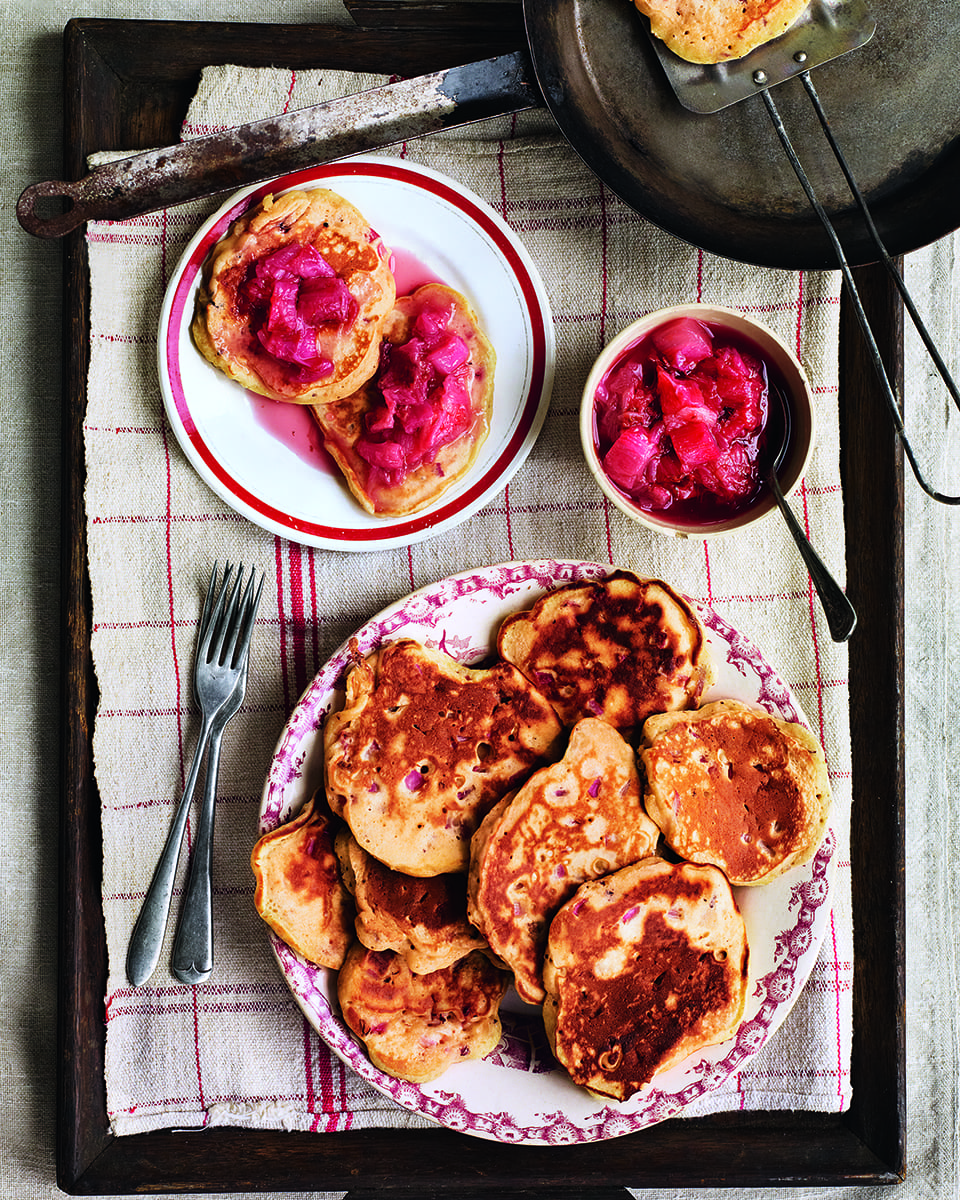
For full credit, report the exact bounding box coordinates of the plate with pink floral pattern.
[259,560,836,1143]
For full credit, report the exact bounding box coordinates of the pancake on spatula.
[192,188,395,404]
[543,857,749,1100]
[250,790,354,969]
[324,638,563,877]
[311,282,495,516]
[632,0,809,64]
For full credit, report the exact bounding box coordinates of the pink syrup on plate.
[247,392,338,473]
[247,247,445,470]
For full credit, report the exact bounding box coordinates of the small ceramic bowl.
[579,303,816,538]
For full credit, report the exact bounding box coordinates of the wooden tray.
[59,7,905,1194]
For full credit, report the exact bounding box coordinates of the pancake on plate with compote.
[192,187,395,405]
[312,282,496,517]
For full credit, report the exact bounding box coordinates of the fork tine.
[229,569,264,670]
[218,565,251,668]
[206,562,239,665]
[196,562,221,653]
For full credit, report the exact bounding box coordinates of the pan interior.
[524,0,960,268]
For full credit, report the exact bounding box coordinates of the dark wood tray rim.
[58,10,906,1195]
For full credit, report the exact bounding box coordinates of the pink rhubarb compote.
[237,242,358,384]
[312,281,495,517]
[592,317,784,526]
[356,296,476,485]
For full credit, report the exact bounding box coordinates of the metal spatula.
[646,0,960,504]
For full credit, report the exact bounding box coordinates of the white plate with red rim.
[259,560,837,1144]
[157,158,554,551]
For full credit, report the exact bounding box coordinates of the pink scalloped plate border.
[259,560,837,1143]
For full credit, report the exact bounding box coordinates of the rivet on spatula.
[794,51,808,64]
[753,69,768,85]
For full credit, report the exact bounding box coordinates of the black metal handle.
[761,80,960,505]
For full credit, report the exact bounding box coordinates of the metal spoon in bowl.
[765,384,857,642]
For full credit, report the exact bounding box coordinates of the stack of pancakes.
[252,570,832,1097]
[192,189,495,517]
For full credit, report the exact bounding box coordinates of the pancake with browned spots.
[337,944,509,1083]
[312,283,495,517]
[250,790,354,969]
[192,188,395,404]
[542,857,749,1100]
[640,699,832,885]
[497,571,714,739]
[632,0,809,64]
[335,830,487,974]
[468,718,660,1004]
[324,639,564,877]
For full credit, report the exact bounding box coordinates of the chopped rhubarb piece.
[603,426,660,490]
[669,420,720,471]
[298,276,357,326]
[427,332,470,375]
[650,317,713,372]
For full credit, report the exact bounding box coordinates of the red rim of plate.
[162,160,551,543]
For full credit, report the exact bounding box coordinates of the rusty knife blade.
[17,50,540,239]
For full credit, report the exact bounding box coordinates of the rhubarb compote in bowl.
[579,304,816,538]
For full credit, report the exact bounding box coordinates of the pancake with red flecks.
[468,718,659,1004]
[324,638,563,877]
[250,790,354,969]
[335,830,488,974]
[337,944,509,1083]
[632,0,809,64]
[497,571,714,739]
[639,698,832,886]
[542,856,749,1100]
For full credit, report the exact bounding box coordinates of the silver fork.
[126,563,263,987]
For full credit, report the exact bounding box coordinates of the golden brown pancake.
[312,283,495,517]
[324,638,564,877]
[632,0,809,64]
[191,188,395,404]
[640,699,832,885]
[337,944,509,1083]
[468,718,660,1004]
[497,571,714,739]
[542,857,749,1100]
[250,791,354,969]
[335,831,488,974]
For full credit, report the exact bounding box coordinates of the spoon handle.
[768,471,857,642]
